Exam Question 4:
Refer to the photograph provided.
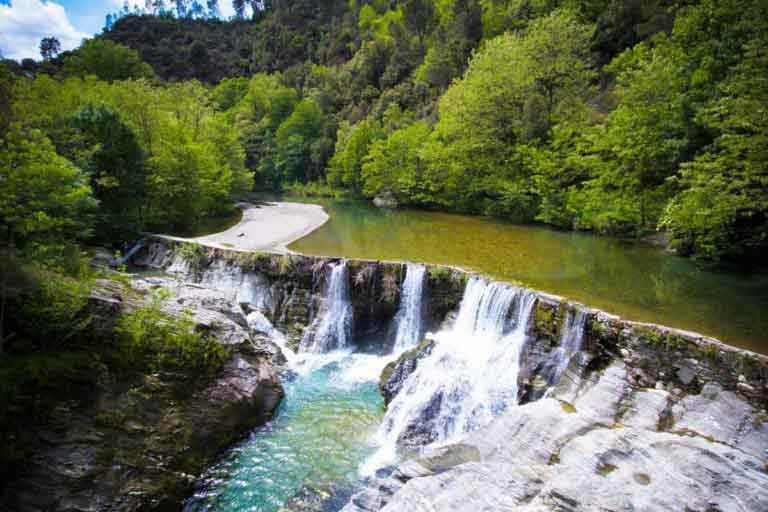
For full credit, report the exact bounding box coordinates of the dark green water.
[289,199,768,353]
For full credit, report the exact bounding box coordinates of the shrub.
[115,290,227,376]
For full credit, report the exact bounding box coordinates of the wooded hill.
[3,0,767,263]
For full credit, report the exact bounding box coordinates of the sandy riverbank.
[157,202,329,253]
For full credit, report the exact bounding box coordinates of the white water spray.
[541,309,587,390]
[237,272,273,311]
[247,310,297,365]
[199,260,244,300]
[300,261,353,354]
[392,264,426,353]
[363,278,536,473]
[167,254,191,275]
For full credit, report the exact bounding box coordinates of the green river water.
[186,353,386,511]
[289,199,768,353]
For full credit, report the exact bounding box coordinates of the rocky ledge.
[0,276,284,512]
[349,298,768,511]
[129,239,768,511]
[347,366,768,510]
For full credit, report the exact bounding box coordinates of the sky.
[0,0,237,60]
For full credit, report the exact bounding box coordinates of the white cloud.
[0,0,89,60]
[219,1,235,18]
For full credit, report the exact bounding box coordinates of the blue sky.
[0,1,237,60]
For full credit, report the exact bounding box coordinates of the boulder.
[373,191,399,209]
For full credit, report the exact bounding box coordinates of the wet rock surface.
[121,240,768,510]
[365,293,768,512]
[349,362,768,511]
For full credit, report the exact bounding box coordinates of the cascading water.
[540,309,587,390]
[237,272,272,312]
[300,261,353,354]
[200,260,244,300]
[392,264,427,353]
[167,253,191,275]
[185,260,385,512]
[363,278,537,473]
[247,310,297,365]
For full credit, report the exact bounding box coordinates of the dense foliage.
[1,0,767,266]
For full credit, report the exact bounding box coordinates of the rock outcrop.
[346,361,768,511]
[0,273,284,512]
[354,294,768,511]
[373,191,399,209]
[116,238,768,511]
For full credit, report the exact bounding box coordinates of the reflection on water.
[289,199,768,352]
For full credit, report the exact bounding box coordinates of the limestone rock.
[352,364,768,512]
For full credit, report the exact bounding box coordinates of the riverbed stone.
[373,191,399,209]
[619,388,670,430]
[671,382,768,458]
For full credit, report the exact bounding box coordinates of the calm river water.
[289,199,768,353]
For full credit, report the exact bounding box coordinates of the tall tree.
[63,39,154,82]
[403,0,435,50]
[0,127,96,248]
[39,37,61,61]
[206,0,220,18]
[72,105,148,241]
[171,0,189,17]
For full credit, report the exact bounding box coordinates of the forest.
[3,0,767,265]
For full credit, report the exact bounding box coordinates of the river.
[287,198,768,353]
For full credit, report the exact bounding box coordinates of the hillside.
[3,0,767,264]
[103,2,355,83]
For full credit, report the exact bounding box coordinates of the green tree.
[274,99,326,182]
[39,37,62,61]
[63,39,154,82]
[72,105,148,241]
[362,121,432,202]
[0,127,96,250]
[327,119,386,192]
[211,77,250,112]
[424,11,595,215]
[403,0,436,50]
[662,39,768,261]
[418,0,482,90]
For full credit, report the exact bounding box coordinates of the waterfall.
[300,261,353,354]
[247,310,297,365]
[199,260,244,299]
[167,254,191,275]
[541,309,587,389]
[392,264,426,353]
[115,240,145,267]
[363,278,536,473]
[237,272,273,311]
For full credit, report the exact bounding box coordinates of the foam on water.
[392,264,427,353]
[300,262,353,353]
[362,278,537,474]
